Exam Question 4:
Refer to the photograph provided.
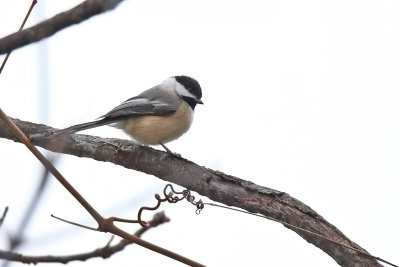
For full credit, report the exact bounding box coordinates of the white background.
[1,0,399,266]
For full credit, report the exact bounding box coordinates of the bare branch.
[0,118,384,266]
[0,111,203,266]
[0,212,169,264]
[0,0,125,55]
[0,0,37,73]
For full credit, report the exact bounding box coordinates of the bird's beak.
[196,99,204,104]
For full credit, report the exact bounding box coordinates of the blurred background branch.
[0,208,8,229]
[0,0,124,55]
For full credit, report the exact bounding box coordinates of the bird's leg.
[159,142,171,153]
[159,142,181,157]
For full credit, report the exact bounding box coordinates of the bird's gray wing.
[51,86,180,135]
[100,85,180,119]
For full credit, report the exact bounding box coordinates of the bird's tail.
[51,119,113,138]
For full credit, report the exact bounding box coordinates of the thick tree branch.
[0,0,124,55]
[0,111,202,266]
[0,118,382,266]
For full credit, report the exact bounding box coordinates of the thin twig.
[0,109,104,222]
[0,212,170,264]
[0,0,37,74]
[204,203,398,267]
[0,110,203,266]
[0,1,203,264]
[51,214,99,232]
[0,4,38,267]
[0,207,9,228]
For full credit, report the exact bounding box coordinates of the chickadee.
[54,75,203,154]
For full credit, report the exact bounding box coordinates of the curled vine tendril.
[137,184,204,227]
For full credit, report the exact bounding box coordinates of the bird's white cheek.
[175,82,196,99]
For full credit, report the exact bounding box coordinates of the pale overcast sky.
[1,1,400,266]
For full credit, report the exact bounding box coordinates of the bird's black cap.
[174,75,202,101]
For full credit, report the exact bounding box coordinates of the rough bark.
[0,118,381,267]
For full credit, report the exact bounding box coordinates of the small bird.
[54,75,203,154]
